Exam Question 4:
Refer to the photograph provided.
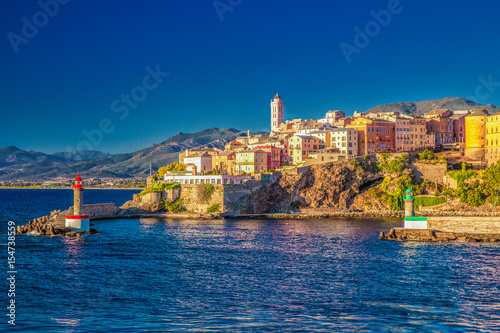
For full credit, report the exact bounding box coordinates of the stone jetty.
[15,210,99,237]
[380,228,500,243]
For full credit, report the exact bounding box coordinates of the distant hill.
[366,97,496,116]
[0,146,65,168]
[0,127,243,181]
[52,150,111,161]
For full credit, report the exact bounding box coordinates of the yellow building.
[309,130,331,147]
[212,152,236,175]
[485,111,500,164]
[464,109,488,159]
[235,149,268,175]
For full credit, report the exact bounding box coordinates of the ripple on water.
[1,190,500,331]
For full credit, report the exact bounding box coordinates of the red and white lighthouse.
[65,174,90,232]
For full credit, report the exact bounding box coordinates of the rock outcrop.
[15,210,99,237]
[237,160,382,213]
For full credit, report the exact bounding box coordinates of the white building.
[182,152,212,174]
[318,110,346,124]
[164,174,251,185]
[297,123,335,135]
[329,128,358,158]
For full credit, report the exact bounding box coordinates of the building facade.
[409,117,427,151]
[465,109,488,159]
[183,152,213,174]
[485,111,500,164]
[288,134,324,164]
[212,151,236,175]
[347,118,394,155]
[329,128,358,158]
[426,117,454,146]
[235,149,268,175]
[255,145,282,170]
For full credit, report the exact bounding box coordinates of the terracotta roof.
[184,152,211,158]
[228,140,243,145]
[274,93,281,100]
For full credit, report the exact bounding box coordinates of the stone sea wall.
[381,228,500,243]
[180,184,225,213]
[428,216,500,234]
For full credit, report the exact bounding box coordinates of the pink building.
[452,114,468,144]
[255,145,282,170]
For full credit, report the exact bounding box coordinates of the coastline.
[0,187,143,190]
[90,210,500,221]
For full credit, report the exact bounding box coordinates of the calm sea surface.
[1,189,500,332]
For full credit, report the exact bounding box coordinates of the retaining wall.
[413,162,448,185]
[428,216,500,234]
[67,203,120,218]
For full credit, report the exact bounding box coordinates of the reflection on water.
[2,189,500,332]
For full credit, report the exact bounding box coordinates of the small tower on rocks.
[403,186,415,218]
[65,174,90,232]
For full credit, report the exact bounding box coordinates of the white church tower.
[270,93,284,132]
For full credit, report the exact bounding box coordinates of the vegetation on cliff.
[140,178,179,195]
[156,163,187,177]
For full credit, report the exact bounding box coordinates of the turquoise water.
[1,189,500,332]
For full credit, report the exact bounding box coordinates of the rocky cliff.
[238,159,383,213]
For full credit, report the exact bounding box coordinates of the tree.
[157,163,187,177]
[418,149,434,160]
[484,161,500,197]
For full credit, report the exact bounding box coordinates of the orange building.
[409,116,427,151]
[347,118,395,155]
[425,117,454,146]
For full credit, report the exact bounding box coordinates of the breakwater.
[381,228,500,243]
[15,210,99,237]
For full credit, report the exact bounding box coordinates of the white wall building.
[330,128,358,158]
[318,110,346,124]
[164,174,251,185]
[183,152,213,173]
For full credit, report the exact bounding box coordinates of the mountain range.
[0,128,242,182]
[366,97,498,115]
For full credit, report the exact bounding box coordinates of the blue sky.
[1,0,500,154]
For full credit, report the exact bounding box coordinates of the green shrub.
[487,195,500,206]
[166,199,184,213]
[207,204,220,213]
[196,183,216,203]
[457,184,485,207]
[140,181,179,196]
[414,196,445,211]
[418,149,434,160]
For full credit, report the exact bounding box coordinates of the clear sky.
[1,0,500,154]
